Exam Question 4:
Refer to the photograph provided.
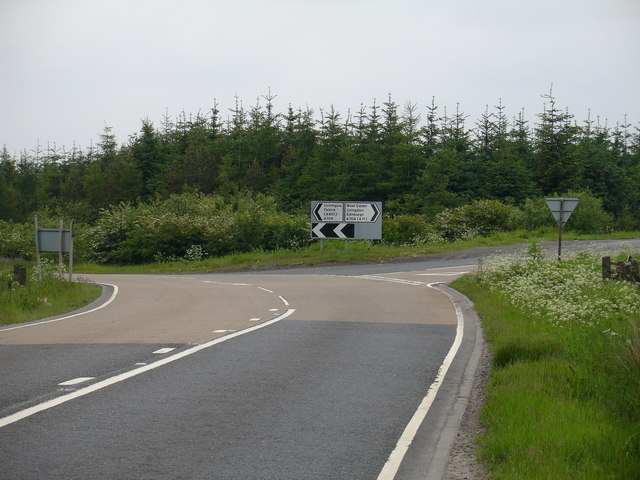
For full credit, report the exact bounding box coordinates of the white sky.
[1,0,639,156]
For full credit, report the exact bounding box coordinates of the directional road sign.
[345,203,380,223]
[311,201,382,239]
[545,198,579,227]
[313,202,344,222]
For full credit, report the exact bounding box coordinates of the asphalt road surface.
[3,239,636,480]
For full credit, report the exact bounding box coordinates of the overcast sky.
[1,0,639,156]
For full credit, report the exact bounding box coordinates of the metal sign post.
[545,198,579,262]
[34,216,75,281]
[558,204,563,262]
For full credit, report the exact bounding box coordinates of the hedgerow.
[83,192,309,264]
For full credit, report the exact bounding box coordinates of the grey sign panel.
[345,202,380,222]
[545,198,579,227]
[38,229,72,253]
[313,202,344,222]
[311,201,382,239]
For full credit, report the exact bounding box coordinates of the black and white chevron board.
[310,201,382,239]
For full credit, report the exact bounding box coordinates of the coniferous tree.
[132,120,164,197]
[533,90,581,193]
[487,109,537,201]
[0,147,20,220]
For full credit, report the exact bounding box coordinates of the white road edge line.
[423,264,476,270]
[417,272,469,276]
[0,283,119,332]
[382,265,477,275]
[0,308,296,429]
[376,283,464,480]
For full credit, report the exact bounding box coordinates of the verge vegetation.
[0,188,629,268]
[0,258,101,325]
[452,246,640,479]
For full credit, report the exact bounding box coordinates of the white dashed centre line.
[0,309,296,429]
[58,377,95,386]
[152,348,176,354]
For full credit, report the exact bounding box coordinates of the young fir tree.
[486,107,538,202]
[533,89,581,194]
[0,147,21,221]
[132,119,165,197]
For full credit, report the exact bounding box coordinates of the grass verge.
[451,251,640,479]
[74,229,640,274]
[0,262,102,326]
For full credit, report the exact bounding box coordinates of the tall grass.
[0,259,101,325]
[453,247,640,479]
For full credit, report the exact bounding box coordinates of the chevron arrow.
[311,223,355,239]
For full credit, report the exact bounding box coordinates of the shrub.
[382,214,434,245]
[0,221,34,259]
[434,199,517,241]
[84,192,309,264]
[518,191,613,233]
[563,190,613,233]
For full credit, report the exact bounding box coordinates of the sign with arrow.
[345,203,380,222]
[311,222,355,239]
[311,201,382,239]
[313,202,343,222]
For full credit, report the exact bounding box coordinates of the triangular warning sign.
[545,198,579,227]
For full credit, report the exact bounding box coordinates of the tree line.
[1,91,639,229]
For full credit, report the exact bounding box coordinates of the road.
[11,240,618,479]
[2,239,639,479]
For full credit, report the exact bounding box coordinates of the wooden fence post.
[602,256,612,280]
[13,265,27,286]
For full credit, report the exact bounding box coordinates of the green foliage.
[1,91,639,229]
[434,199,517,241]
[0,259,101,325]
[454,249,640,479]
[517,190,613,233]
[382,214,434,245]
[0,220,33,259]
[0,91,638,262]
[84,192,309,264]
[563,189,613,233]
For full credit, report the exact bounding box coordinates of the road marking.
[203,280,250,287]
[269,308,279,312]
[357,275,425,286]
[58,377,95,386]
[0,308,296,429]
[213,329,236,333]
[258,287,274,293]
[424,264,476,270]
[278,296,290,306]
[376,283,464,480]
[0,283,118,332]
[249,318,261,322]
[152,348,175,354]
[416,272,469,276]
